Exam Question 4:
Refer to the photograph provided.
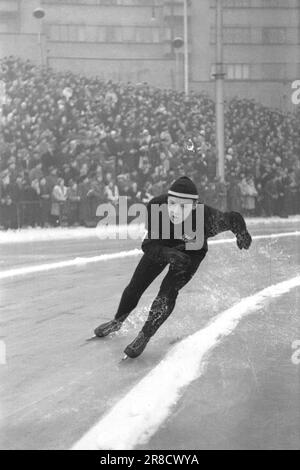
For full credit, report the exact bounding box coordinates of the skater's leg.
[124,249,207,357]
[141,255,200,337]
[114,254,166,322]
[94,254,166,337]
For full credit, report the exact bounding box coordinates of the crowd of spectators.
[0,56,299,229]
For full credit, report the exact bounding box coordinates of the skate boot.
[94,319,122,337]
[124,331,150,359]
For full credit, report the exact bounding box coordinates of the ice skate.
[124,331,151,358]
[94,319,122,338]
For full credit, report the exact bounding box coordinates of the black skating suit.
[114,194,251,337]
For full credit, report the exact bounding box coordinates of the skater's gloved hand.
[142,243,191,269]
[172,268,189,289]
[229,212,252,250]
[166,248,191,271]
[236,230,252,250]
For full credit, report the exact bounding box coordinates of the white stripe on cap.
[168,190,199,200]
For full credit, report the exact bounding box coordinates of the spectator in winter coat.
[264,175,278,217]
[137,181,153,204]
[46,167,59,192]
[40,177,51,227]
[11,175,24,205]
[87,175,106,218]
[274,172,287,218]
[66,180,80,226]
[285,169,298,215]
[239,176,258,216]
[227,176,242,212]
[105,180,119,206]
[21,177,41,227]
[51,178,67,225]
[78,175,92,226]
[0,172,15,229]
[119,183,135,204]
[29,162,43,183]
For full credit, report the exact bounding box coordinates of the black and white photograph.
[0,0,299,453]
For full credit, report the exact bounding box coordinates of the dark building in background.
[0,0,299,108]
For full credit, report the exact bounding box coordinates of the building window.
[260,63,286,80]
[0,0,19,12]
[226,28,251,43]
[226,64,250,80]
[260,0,284,7]
[211,26,292,45]
[0,22,8,33]
[211,64,250,80]
[0,19,18,33]
[223,0,250,6]
[211,28,252,44]
[122,26,136,42]
[47,23,162,43]
[210,0,297,7]
[105,26,120,42]
[42,0,160,5]
[210,0,250,7]
[262,28,286,44]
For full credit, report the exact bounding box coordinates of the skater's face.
[168,196,197,225]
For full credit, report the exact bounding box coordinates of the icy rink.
[0,218,299,450]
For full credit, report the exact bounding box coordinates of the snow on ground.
[0,216,300,244]
[0,224,145,244]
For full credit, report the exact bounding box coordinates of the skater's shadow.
[79,334,119,347]
[78,335,105,347]
[85,336,99,343]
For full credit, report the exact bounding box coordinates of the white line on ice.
[0,249,142,280]
[0,231,299,280]
[71,274,300,450]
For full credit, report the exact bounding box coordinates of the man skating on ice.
[94,177,252,358]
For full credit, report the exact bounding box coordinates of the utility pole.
[173,35,184,91]
[215,0,225,182]
[33,7,46,66]
[183,0,189,95]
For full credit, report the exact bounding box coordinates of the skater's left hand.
[236,230,252,250]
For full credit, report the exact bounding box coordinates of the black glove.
[172,265,194,286]
[236,230,252,250]
[229,212,252,250]
[143,243,191,270]
[167,248,191,271]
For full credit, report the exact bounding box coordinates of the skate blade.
[86,335,98,342]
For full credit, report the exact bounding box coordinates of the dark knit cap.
[168,176,198,200]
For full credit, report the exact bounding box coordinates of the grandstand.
[0,53,299,229]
